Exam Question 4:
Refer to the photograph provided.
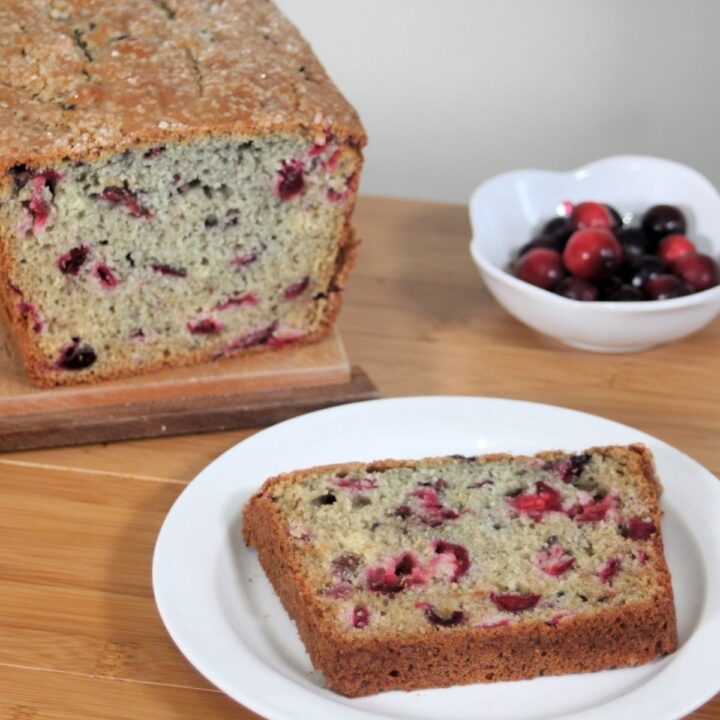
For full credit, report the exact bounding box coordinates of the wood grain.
[1,196,718,719]
[0,365,379,451]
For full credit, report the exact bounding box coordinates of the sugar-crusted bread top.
[0,0,365,181]
[246,445,672,637]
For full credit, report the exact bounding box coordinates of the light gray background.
[276,0,720,204]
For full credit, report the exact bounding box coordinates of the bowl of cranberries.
[469,156,720,351]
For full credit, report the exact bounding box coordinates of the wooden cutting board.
[0,328,379,451]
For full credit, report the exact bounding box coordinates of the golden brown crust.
[0,0,366,185]
[243,445,678,697]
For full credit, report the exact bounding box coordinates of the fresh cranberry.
[621,517,656,540]
[57,339,96,370]
[570,202,614,231]
[658,234,696,264]
[432,540,470,582]
[534,544,576,577]
[506,481,563,521]
[563,230,622,280]
[98,186,153,218]
[58,246,90,275]
[514,248,565,289]
[555,276,598,301]
[642,205,686,247]
[353,605,370,629]
[541,216,574,244]
[490,592,541,613]
[517,235,565,258]
[619,254,668,289]
[408,487,460,526]
[275,160,305,201]
[152,264,187,278]
[93,263,119,289]
[187,318,224,335]
[616,227,649,260]
[417,603,465,627]
[225,322,277,352]
[672,253,719,292]
[214,293,259,311]
[283,277,310,300]
[644,274,687,300]
[598,557,622,585]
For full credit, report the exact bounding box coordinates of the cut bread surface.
[243,445,677,696]
[0,134,360,385]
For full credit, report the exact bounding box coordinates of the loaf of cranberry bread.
[243,444,677,697]
[0,0,365,386]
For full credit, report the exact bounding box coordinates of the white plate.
[153,397,720,720]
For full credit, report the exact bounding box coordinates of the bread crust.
[243,444,678,697]
[0,1,366,185]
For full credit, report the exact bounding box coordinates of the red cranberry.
[598,557,622,585]
[541,216,574,244]
[58,246,90,275]
[616,227,649,260]
[152,264,187,278]
[644,274,687,300]
[98,186,152,218]
[563,230,622,280]
[57,339,96,370]
[514,248,565,289]
[567,495,614,523]
[621,517,656,541]
[535,544,576,577]
[276,160,305,201]
[93,263,119,289]
[433,540,470,582]
[517,234,565,258]
[672,253,720,292]
[555,276,598,301]
[352,605,370,629]
[283,277,310,300]
[490,592,541,613]
[642,205,686,247]
[506,481,563,521]
[570,202,614,231]
[187,318,224,335]
[658,234,696,264]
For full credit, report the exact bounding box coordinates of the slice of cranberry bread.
[243,444,677,697]
[0,0,364,386]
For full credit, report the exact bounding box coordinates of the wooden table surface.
[1,196,718,719]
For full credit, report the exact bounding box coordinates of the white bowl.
[469,155,720,352]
